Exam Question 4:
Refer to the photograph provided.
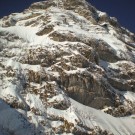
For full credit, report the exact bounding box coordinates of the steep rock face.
[0,0,135,134]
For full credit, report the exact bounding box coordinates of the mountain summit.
[0,0,135,134]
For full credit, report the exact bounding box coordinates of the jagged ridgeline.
[0,0,135,134]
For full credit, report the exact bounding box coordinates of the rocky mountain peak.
[0,0,135,134]
[29,0,88,9]
[28,0,135,41]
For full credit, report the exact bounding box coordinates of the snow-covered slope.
[0,0,135,134]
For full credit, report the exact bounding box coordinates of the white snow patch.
[70,98,135,135]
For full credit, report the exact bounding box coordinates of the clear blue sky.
[0,0,135,33]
